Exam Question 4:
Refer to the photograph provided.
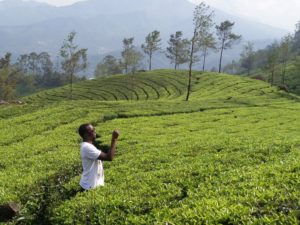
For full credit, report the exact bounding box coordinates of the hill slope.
[1,70,300,224]
[23,69,296,104]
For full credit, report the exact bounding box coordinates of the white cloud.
[189,0,300,31]
[24,0,86,6]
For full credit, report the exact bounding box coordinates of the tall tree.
[292,21,300,53]
[0,53,19,100]
[60,31,87,99]
[293,56,300,84]
[94,55,122,77]
[17,52,52,77]
[121,37,143,74]
[17,54,30,74]
[216,20,241,73]
[38,52,53,77]
[17,52,55,89]
[279,34,293,85]
[265,42,280,85]
[186,2,214,101]
[166,31,190,70]
[240,42,255,76]
[122,37,134,74]
[141,30,162,71]
[28,52,39,76]
[0,53,11,69]
[39,52,57,88]
[200,32,216,71]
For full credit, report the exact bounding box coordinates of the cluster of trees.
[0,31,87,101]
[94,3,241,76]
[0,53,19,100]
[225,21,300,92]
[95,2,241,100]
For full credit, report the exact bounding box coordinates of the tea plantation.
[1,70,300,224]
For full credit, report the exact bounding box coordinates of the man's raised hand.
[112,130,120,140]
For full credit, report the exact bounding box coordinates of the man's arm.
[98,130,119,161]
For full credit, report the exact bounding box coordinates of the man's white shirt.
[80,142,104,190]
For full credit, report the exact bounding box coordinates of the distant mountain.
[0,0,288,74]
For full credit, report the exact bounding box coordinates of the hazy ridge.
[0,0,288,73]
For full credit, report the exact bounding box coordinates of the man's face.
[87,125,96,140]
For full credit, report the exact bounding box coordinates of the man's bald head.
[78,124,93,139]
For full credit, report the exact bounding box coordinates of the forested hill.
[224,21,300,96]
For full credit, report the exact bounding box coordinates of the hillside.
[1,70,300,224]
[250,64,300,96]
[23,69,296,104]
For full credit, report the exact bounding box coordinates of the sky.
[19,0,300,32]
[191,0,300,32]
[25,0,83,6]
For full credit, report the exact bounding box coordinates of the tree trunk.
[218,44,224,73]
[186,28,198,101]
[202,48,207,71]
[186,36,195,101]
[271,66,275,85]
[70,72,73,100]
[282,61,286,85]
[125,63,128,74]
[149,52,152,71]
[186,63,192,101]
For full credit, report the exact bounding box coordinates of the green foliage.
[216,20,242,73]
[0,70,300,224]
[0,53,12,69]
[166,31,190,70]
[279,34,293,85]
[292,21,300,53]
[121,37,144,74]
[94,55,122,77]
[16,51,67,94]
[17,52,53,80]
[228,21,300,94]
[60,31,88,99]
[240,42,255,75]
[0,53,20,100]
[141,30,162,71]
[1,36,88,100]
[186,2,215,101]
[199,32,217,71]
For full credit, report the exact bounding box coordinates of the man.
[78,123,119,191]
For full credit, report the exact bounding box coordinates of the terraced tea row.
[1,100,299,224]
[23,70,191,104]
[1,70,300,224]
[0,99,258,208]
[190,73,293,101]
[23,70,294,105]
[52,105,300,224]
